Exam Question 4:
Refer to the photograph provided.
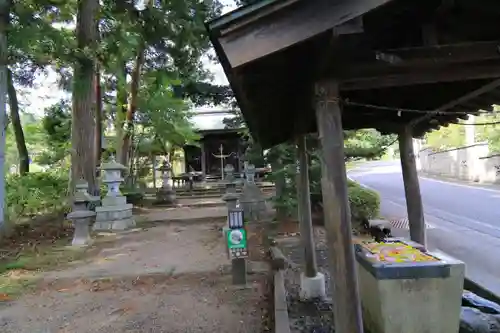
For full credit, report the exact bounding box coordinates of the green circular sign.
[226,228,247,251]
[229,229,243,245]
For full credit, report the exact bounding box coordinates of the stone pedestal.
[156,160,176,205]
[94,156,135,231]
[68,210,95,246]
[355,238,465,333]
[240,164,266,222]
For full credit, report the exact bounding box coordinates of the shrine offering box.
[353,237,464,333]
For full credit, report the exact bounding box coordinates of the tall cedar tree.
[72,0,99,194]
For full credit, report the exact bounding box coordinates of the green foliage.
[424,106,500,153]
[471,108,500,153]
[425,124,465,150]
[267,132,386,222]
[344,129,397,160]
[268,152,380,221]
[6,172,69,222]
[5,115,48,172]
[39,100,71,164]
[347,181,380,220]
[136,73,199,150]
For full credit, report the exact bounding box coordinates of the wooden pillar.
[201,142,207,176]
[315,80,363,333]
[296,135,318,278]
[398,126,426,246]
[152,155,157,189]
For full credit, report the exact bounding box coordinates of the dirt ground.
[0,221,269,333]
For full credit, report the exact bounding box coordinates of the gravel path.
[277,227,335,333]
[0,222,267,333]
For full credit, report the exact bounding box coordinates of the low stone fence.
[418,142,500,184]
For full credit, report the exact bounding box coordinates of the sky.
[19,0,237,131]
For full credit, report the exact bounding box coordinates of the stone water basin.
[354,237,465,333]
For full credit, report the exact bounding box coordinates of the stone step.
[144,184,275,194]
[174,187,275,196]
[144,193,223,200]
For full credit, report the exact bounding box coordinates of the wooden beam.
[218,0,393,68]
[334,16,364,35]
[398,125,426,246]
[341,41,500,77]
[409,78,500,127]
[315,79,363,333]
[340,62,500,91]
[381,41,500,65]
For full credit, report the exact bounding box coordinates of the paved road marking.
[390,217,435,230]
[420,176,500,194]
[349,174,500,239]
[351,164,500,194]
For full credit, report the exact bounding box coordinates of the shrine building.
[183,127,246,178]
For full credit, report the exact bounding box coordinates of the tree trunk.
[94,20,102,169]
[119,45,145,166]
[115,61,127,163]
[71,0,98,195]
[0,0,9,229]
[7,68,29,175]
[95,68,102,166]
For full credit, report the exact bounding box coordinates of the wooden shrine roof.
[206,0,500,148]
[196,127,244,137]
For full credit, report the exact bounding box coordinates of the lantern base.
[94,204,135,231]
[93,218,135,231]
[155,186,176,205]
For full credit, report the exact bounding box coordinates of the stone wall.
[418,142,500,183]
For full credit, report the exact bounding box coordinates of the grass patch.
[0,214,90,300]
[0,271,37,300]
[0,242,87,299]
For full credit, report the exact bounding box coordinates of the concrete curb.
[274,270,291,333]
[269,244,292,333]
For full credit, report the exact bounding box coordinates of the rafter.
[408,78,500,128]
[340,61,500,91]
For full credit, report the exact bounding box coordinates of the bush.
[310,180,379,220]
[347,181,380,220]
[6,172,69,221]
[267,145,380,223]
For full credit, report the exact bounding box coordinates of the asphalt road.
[348,160,500,296]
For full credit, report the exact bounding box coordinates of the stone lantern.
[240,163,266,222]
[73,179,94,210]
[155,160,176,205]
[222,164,239,209]
[245,164,256,184]
[67,179,97,247]
[224,164,235,181]
[94,155,135,231]
[101,155,126,198]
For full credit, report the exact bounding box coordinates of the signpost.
[225,206,248,285]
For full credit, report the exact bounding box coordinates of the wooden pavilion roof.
[206,0,500,148]
[196,127,243,137]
